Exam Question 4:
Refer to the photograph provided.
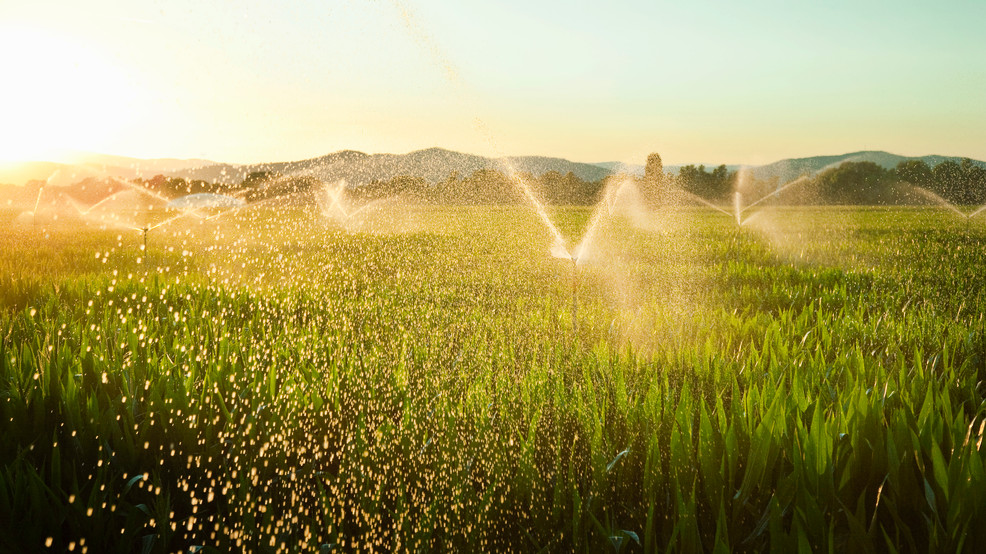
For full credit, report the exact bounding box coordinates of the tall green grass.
[1,206,985,552]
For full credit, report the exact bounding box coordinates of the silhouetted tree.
[964,162,986,204]
[644,153,663,182]
[358,169,603,205]
[960,159,986,204]
[640,152,671,206]
[894,160,932,187]
[815,162,891,204]
[930,161,962,203]
[675,164,734,201]
[242,171,280,188]
[709,164,733,199]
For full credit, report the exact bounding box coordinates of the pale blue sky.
[1,0,984,165]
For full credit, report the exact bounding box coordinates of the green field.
[2,205,985,552]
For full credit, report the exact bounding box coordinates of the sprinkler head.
[550,243,585,265]
[571,243,589,266]
[550,241,572,261]
[733,191,744,226]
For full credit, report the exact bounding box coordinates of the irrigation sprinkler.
[570,256,578,334]
[318,182,392,233]
[550,242,581,334]
[906,186,986,235]
[545,176,637,336]
[964,204,986,234]
[731,175,816,227]
[670,187,733,219]
[135,209,206,256]
[32,184,45,229]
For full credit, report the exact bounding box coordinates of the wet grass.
[1,205,985,552]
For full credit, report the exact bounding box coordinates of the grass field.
[2,205,985,552]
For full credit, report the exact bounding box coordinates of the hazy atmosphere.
[5,2,986,553]
[2,0,985,165]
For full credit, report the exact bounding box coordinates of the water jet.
[671,187,734,219]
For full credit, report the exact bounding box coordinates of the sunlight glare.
[0,27,142,163]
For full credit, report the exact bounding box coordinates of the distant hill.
[0,161,74,187]
[170,147,612,185]
[0,177,150,210]
[60,151,215,172]
[593,161,644,176]
[3,148,986,199]
[0,154,216,187]
[749,151,986,184]
[597,152,986,184]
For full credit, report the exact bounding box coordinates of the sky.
[1,0,985,166]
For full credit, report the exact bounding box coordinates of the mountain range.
[0,154,215,188]
[745,151,985,184]
[592,152,986,184]
[2,148,984,193]
[166,148,613,185]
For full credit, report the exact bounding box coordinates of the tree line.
[652,155,986,206]
[133,170,605,205]
[351,169,605,205]
[133,155,986,207]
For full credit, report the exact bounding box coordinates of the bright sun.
[0,27,142,163]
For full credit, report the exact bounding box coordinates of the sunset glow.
[0,26,143,163]
[0,0,984,165]
[5,3,986,552]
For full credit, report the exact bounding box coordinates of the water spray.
[736,175,814,222]
[508,171,583,336]
[32,184,45,229]
[964,205,986,234]
[908,185,986,234]
[135,210,201,254]
[385,0,592,335]
[81,179,174,216]
[671,187,734,218]
[548,177,635,334]
[320,181,387,228]
[550,241,580,333]
[909,186,967,219]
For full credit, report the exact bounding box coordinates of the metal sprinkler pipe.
[32,184,45,229]
[571,257,578,334]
